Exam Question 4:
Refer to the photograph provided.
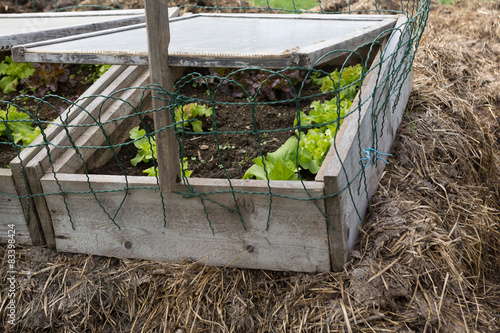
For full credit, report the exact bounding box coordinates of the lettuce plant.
[174,102,212,133]
[243,136,300,180]
[0,105,40,146]
[295,99,351,133]
[129,115,194,178]
[130,103,209,176]
[208,68,306,100]
[313,64,364,101]
[22,63,76,98]
[297,128,335,174]
[243,64,364,180]
[0,56,35,94]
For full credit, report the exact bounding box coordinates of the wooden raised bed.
[36,16,411,272]
[0,169,35,244]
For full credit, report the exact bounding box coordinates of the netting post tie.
[359,148,391,167]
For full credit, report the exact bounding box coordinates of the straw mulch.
[1,0,499,332]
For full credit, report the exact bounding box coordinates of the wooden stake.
[145,0,180,192]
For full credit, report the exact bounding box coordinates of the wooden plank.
[321,15,411,271]
[6,155,47,246]
[12,13,397,68]
[0,169,34,244]
[1,10,146,50]
[145,0,180,192]
[11,64,127,168]
[41,174,330,272]
[9,64,131,249]
[21,66,147,249]
[51,67,151,173]
[24,66,146,174]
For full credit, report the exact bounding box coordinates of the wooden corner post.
[145,0,181,192]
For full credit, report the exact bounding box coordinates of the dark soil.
[0,64,107,168]
[1,61,337,180]
[90,68,326,180]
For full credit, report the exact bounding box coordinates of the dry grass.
[1,0,500,332]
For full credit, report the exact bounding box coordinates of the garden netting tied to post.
[1,0,429,268]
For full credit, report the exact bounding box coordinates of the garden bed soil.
[0,64,105,168]
[90,68,328,180]
[0,64,358,180]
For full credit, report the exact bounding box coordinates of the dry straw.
[1,0,499,332]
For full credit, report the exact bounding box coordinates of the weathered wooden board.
[12,13,397,67]
[10,65,151,249]
[8,8,181,249]
[318,15,412,271]
[0,9,147,50]
[51,67,151,174]
[145,0,180,192]
[0,169,33,244]
[9,64,133,248]
[41,175,330,272]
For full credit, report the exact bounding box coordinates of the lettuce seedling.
[242,136,300,181]
[0,56,35,94]
[313,64,364,101]
[129,126,156,166]
[129,126,192,177]
[174,103,212,133]
[0,105,41,146]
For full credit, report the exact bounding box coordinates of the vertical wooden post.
[145,0,180,192]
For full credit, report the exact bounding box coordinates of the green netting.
[1,0,429,246]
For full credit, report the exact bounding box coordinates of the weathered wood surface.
[0,169,34,244]
[319,15,411,271]
[12,13,397,67]
[145,0,180,192]
[1,9,145,50]
[51,67,151,173]
[41,174,330,272]
[9,64,134,249]
[10,3,181,247]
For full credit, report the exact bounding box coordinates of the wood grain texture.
[52,67,151,173]
[41,174,330,272]
[145,0,180,192]
[321,16,411,271]
[2,14,145,50]
[12,13,395,68]
[0,169,33,244]
[9,65,131,249]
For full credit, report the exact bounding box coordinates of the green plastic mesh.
[0,0,429,243]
